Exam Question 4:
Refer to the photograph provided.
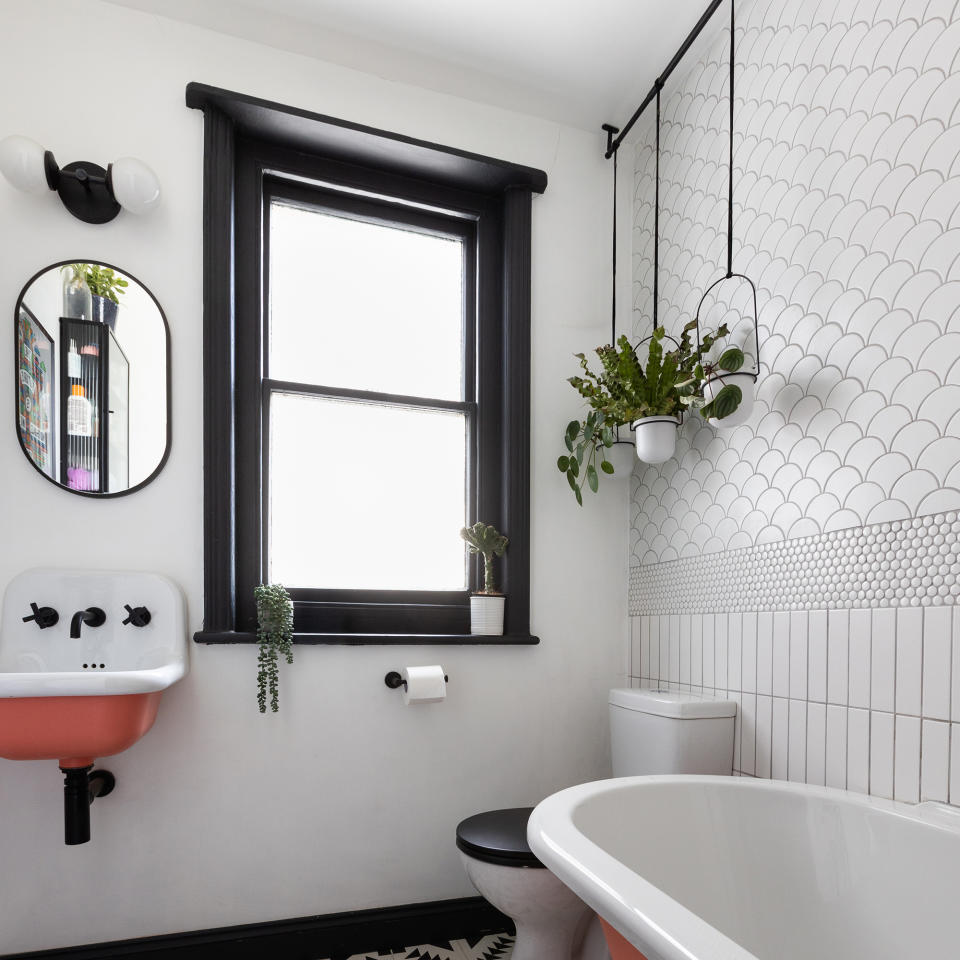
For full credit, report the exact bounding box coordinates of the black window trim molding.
[186,83,543,646]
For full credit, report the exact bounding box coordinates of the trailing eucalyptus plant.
[460,522,508,594]
[558,322,745,504]
[255,583,294,713]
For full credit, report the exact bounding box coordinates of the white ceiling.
[105,0,720,131]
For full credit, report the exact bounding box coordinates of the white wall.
[0,3,627,953]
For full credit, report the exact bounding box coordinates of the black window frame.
[187,83,544,645]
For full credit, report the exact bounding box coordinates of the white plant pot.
[703,372,755,428]
[470,595,505,635]
[630,416,680,464]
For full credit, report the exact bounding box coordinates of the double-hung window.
[188,83,544,643]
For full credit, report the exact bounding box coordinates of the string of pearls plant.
[255,583,294,713]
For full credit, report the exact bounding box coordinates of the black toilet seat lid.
[456,807,544,868]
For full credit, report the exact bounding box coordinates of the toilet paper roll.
[401,665,447,705]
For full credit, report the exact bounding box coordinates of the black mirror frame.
[13,258,172,499]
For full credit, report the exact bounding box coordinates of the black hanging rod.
[604,0,725,158]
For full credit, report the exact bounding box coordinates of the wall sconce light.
[0,136,160,223]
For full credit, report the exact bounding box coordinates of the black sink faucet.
[70,607,106,639]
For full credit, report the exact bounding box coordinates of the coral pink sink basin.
[0,569,187,767]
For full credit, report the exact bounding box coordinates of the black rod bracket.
[601,124,620,157]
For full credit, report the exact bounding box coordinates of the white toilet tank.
[609,688,736,777]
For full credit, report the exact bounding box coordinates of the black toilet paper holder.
[384,670,449,691]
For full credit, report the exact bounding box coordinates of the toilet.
[455,688,736,960]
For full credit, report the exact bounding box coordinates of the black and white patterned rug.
[322,933,515,959]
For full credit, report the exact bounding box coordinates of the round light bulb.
[109,157,161,214]
[0,136,50,194]
[706,372,756,428]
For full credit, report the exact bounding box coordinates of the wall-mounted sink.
[0,568,187,769]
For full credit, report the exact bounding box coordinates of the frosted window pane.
[269,202,464,400]
[269,393,466,590]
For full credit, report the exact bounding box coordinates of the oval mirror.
[15,261,170,496]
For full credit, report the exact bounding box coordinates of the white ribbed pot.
[630,415,680,464]
[470,595,505,635]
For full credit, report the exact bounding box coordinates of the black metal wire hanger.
[694,0,761,378]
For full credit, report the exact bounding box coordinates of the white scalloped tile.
[629,0,960,565]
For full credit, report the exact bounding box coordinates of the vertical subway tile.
[808,611,827,703]
[690,614,703,688]
[950,725,960,805]
[742,612,758,695]
[870,712,895,801]
[756,694,773,780]
[952,611,960,722]
[921,719,950,803]
[871,607,896,714]
[896,608,923,717]
[894,715,921,804]
[668,615,680,685]
[740,692,757,777]
[648,616,660,684]
[806,702,826,786]
[825,704,847,789]
[848,609,872,709]
[702,615,716,691]
[790,611,808,701]
[728,613,742,693]
[923,607,951,722]
[757,611,773,696]
[827,609,849,706]
[715,614,729,695]
[847,707,870,795]
[659,615,670,687]
[679,615,691,686]
[788,700,807,783]
[639,616,650,680]
[772,611,790,698]
[772,697,789,781]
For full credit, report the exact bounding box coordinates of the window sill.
[193,631,540,646]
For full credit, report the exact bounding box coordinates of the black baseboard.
[6,897,513,960]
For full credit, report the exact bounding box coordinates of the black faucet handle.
[121,604,151,628]
[23,602,59,629]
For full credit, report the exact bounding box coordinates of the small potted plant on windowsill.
[460,522,508,635]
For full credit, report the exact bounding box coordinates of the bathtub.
[528,775,960,960]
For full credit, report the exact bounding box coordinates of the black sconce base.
[56,161,121,224]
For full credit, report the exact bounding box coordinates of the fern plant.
[255,584,294,713]
[460,522,508,594]
[558,323,745,504]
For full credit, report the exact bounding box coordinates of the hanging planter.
[691,0,761,425]
[630,415,680,464]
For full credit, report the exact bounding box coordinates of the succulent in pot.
[558,321,745,504]
[460,522,508,635]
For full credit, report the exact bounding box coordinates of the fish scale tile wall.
[628,0,960,805]
[631,0,960,565]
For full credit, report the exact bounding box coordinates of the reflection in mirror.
[15,262,169,496]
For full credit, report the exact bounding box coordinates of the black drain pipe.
[61,766,115,845]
